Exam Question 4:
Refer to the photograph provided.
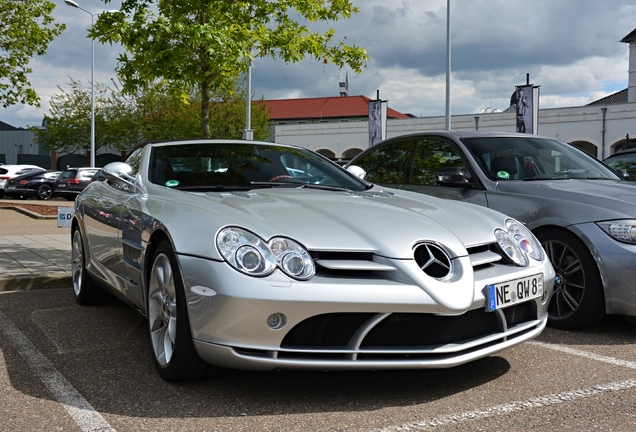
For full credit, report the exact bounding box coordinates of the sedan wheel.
[37,184,53,200]
[538,228,605,329]
[71,229,101,304]
[147,241,214,381]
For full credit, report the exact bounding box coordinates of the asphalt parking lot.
[0,287,634,431]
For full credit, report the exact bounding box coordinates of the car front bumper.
[571,222,636,318]
[178,254,554,371]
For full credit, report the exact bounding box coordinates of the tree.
[91,0,368,138]
[0,0,65,108]
[134,80,271,142]
[33,77,272,156]
[32,78,135,156]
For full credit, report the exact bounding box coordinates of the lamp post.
[65,0,96,168]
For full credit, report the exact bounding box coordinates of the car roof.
[604,148,636,160]
[376,130,561,142]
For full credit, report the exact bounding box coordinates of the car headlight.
[216,227,315,280]
[495,219,544,266]
[597,220,636,244]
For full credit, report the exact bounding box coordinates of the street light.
[65,0,96,167]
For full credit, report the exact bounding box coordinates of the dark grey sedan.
[347,131,636,329]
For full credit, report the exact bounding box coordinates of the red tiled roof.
[264,95,410,120]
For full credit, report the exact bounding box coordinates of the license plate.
[58,184,66,188]
[6,185,15,190]
[484,274,543,312]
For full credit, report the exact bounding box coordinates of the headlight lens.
[597,220,636,244]
[216,227,315,280]
[495,219,544,266]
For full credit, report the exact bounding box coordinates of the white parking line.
[372,341,636,432]
[0,311,115,432]
[373,379,636,431]
[528,341,636,369]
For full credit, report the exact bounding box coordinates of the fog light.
[267,313,286,329]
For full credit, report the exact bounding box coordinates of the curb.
[0,274,72,292]
[0,205,58,220]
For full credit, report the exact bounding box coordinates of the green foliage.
[0,0,65,108]
[32,78,131,154]
[91,0,368,138]
[33,77,272,155]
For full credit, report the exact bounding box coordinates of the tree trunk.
[200,80,211,138]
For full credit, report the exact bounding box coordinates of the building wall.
[271,102,636,161]
[0,129,42,165]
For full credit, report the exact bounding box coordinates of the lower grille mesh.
[281,304,535,349]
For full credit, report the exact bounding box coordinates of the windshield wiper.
[299,183,350,192]
[249,181,350,191]
[176,184,259,192]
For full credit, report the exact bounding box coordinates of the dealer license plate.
[484,274,543,312]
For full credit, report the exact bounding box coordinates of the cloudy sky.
[3,0,636,128]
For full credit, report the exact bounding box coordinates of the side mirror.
[346,165,367,179]
[617,168,631,181]
[102,162,137,188]
[436,167,473,187]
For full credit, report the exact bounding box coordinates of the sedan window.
[463,137,619,181]
[410,138,468,185]
[350,140,412,184]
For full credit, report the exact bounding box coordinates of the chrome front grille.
[311,241,505,278]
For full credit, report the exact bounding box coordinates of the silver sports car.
[71,139,555,381]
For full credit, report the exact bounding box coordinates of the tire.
[537,228,606,329]
[147,241,214,381]
[71,228,102,305]
[36,184,53,200]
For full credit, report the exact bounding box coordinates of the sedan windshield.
[462,136,620,181]
[148,142,369,192]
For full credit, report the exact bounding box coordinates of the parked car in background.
[4,170,61,200]
[54,167,100,200]
[347,130,636,330]
[71,139,554,381]
[0,164,45,198]
[603,147,636,180]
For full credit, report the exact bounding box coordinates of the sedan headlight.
[216,227,315,280]
[495,219,544,266]
[597,220,636,244]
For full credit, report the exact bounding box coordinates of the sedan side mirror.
[617,168,631,181]
[436,167,473,187]
[346,165,367,179]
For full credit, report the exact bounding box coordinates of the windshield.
[462,136,620,181]
[149,142,368,192]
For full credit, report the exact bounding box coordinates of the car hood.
[148,186,507,260]
[494,179,636,221]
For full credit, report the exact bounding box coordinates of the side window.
[409,138,467,185]
[354,140,413,184]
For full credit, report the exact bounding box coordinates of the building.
[0,120,48,166]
